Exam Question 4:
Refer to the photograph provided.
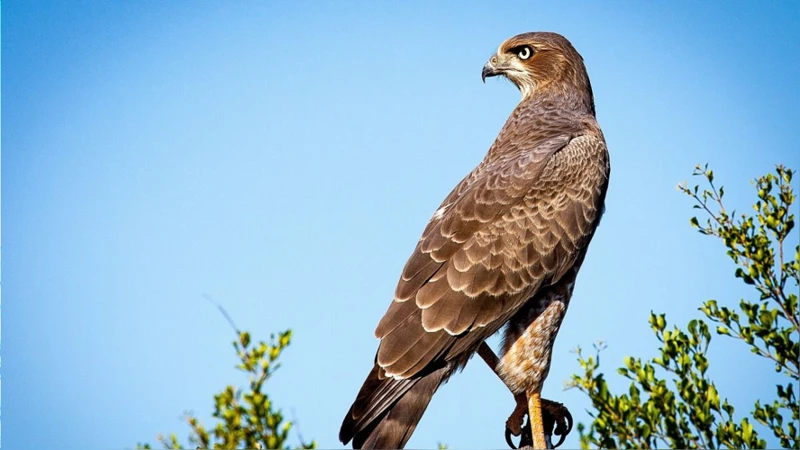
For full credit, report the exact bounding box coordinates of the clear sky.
[3,1,798,449]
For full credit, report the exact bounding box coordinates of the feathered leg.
[477,342,572,449]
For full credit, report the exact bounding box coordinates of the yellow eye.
[518,46,532,60]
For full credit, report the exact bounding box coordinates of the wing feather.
[374,134,609,379]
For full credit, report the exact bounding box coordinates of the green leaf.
[571,164,797,450]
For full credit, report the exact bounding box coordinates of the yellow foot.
[504,396,573,449]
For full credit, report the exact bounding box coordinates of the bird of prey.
[339,31,610,449]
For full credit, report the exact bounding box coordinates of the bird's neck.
[486,86,596,160]
[520,81,595,118]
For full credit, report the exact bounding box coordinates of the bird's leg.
[477,344,527,436]
[527,391,547,449]
[509,396,572,449]
[477,342,572,449]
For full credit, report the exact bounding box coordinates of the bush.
[136,329,316,449]
[568,165,798,449]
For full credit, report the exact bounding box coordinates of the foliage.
[136,329,316,449]
[568,165,798,448]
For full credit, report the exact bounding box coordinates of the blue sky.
[3,1,798,449]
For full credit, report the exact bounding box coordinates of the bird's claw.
[504,398,572,449]
[505,417,532,449]
[504,394,529,448]
[541,398,573,448]
[505,395,527,436]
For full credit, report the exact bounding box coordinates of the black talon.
[541,400,573,449]
[551,406,573,448]
[504,415,532,449]
[503,398,571,448]
[505,426,516,449]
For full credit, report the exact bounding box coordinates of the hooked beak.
[482,62,501,83]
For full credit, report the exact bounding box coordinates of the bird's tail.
[340,362,449,449]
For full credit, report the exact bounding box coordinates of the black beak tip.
[482,65,497,83]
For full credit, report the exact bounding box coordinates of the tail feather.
[340,363,449,449]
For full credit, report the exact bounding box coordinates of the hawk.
[340,31,610,449]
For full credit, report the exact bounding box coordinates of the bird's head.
[482,32,592,104]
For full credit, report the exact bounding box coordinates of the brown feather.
[351,366,449,449]
[341,31,611,449]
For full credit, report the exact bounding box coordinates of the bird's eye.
[517,46,532,60]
